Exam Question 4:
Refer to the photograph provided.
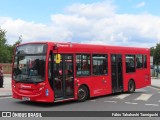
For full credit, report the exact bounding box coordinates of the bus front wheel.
[128,80,135,93]
[78,85,89,102]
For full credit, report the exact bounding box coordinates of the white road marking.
[136,89,146,92]
[90,100,96,102]
[112,94,130,99]
[145,104,159,107]
[148,86,160,90]
[135,94,152,101]
[0,97,12,99]
[125,102,138,105]
[104,101,117,103]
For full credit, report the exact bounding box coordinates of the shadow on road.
[15,100,78,108]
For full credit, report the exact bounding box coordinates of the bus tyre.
[128,80,135,93]
[78,86,89,102]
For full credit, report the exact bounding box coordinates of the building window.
[92,54,108,75]
[143,55,147,68]
[76,54,90,76]
[136,55,143,68]
[126,55,135,73]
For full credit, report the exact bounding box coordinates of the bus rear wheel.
[78,85,89,102]
[128,80,135,93]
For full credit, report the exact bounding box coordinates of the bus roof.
[17,41,150,54]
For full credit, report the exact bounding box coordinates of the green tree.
[150,47,155,56]
[0,28,10,63]
[0,28,22,63]
[150,43,160,65]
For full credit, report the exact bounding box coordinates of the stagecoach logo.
[20,84,32,89]
[56,43,72,48]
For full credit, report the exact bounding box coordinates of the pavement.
[0,75,160,97]
[0,76,12,97]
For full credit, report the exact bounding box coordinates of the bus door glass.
[111,54,123,93]
[53,54,74,99]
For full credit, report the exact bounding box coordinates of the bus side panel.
[135,69,150,89]
[123,70,150,92]
[91,75,112,97]
[135,69,145,89]
[74,77,95,98]
[123,74,136,92]
[74,76,112,98]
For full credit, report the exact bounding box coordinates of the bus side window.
[136,55,143,69]
[126,55,135,73]
[76,54,91,76]
[92,54,108,75]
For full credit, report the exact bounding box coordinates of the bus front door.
[53,54,74,100]
[111,54,123,93]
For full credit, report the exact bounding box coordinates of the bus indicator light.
[45,89,49,96]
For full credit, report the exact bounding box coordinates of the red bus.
[12,42,150,102]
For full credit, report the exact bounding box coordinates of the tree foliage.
[0,27,22,63]
[0,28,9,63]
[150,43,160,65]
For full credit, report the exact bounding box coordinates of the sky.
[0,0,160,47]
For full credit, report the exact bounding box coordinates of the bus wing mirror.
[55,54,61,64]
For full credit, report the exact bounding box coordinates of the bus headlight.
[39,86,44,91]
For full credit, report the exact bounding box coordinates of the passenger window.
[126,55,135,73]
[136,55,143,68]
[92,54,108,75]
[76,54,91,76]
[143,55,147,68]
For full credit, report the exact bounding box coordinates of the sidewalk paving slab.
[0,76,12,97]
[151,78,160,89]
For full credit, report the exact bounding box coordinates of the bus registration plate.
[22,97,30,101]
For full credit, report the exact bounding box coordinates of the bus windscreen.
[13,44,47,83]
